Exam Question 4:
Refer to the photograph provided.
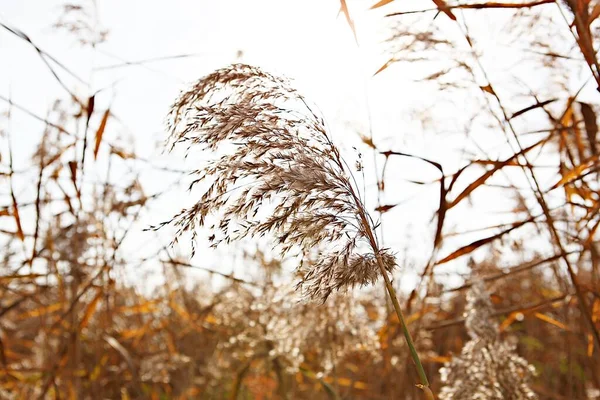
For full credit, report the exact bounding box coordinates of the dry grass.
[0,0,600,399]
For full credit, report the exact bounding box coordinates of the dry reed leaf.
[561,100,574,127]
[371,0,395,9]
[566,0,600,88]
[405,310,425,325]
[510,99,557,120]
[533,312,569,330]
[93,109,110,159]
[359,134,376,149]
[119,327,149,340]
[424,355,452,364]
[0,273,44,283]
[68,160,78,188]
[458,1,553,9]
[79,289,103,330]
[20,303,62,319]
[448,137,547,209]
[110,147,135,159]
[550,154,600,189]
[498,311,523,332]
[436,217,534,265]
[10,195,24,241]
[432,0,457,20]
[374,57,395,76]
[591,1,600,23]
[480,85,495,95]
[571,110,587,161]
[375,204,397,213]
[169,299,192,322]
[86,94,95,119]
[90,354,109,382]
[116,300,159,314]
[339,0,358,44]
[323,376,368,389]
[589,299,600,356]
[44,142,75,168]
[580,102,598,155]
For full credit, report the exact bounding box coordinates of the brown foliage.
[1,0,600,398]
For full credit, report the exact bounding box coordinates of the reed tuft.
[439,282,538,400]
[161,63,395,302]
[159,63,430,393]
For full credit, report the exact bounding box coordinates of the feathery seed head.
[160,64,394,301]
[439,281,538,400]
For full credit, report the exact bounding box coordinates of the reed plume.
[439,281,538,400]
[160,63,431,394]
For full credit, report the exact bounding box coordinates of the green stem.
[378,265,429,388]
[346,173,431,396]
[356,208,431,392]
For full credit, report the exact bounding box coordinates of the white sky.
[1,0,593,294]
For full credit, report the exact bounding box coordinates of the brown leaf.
[0,273,44,283]
[550,154,600,189]
[68,160,79,200]
[86,95,95,117]
[68,160,77,184]
[572,106,587,162]
[432,0,457,20]
[590,1,600,23]
[10,195,24,241]
[423,355,452,364]
[565,0,600,90]
[375,204,397,213]
[359,134,377,149]
[490,294,504,304]
[480,84,495,95]
[93,109,110,160]
[373,58,396,76]
[323,376,368,390]
[436,216,533,265]
[111,147,136,160]
[339,0,358,44]
[79,289,103,330]
[169,299,191,321]
[21,303,62,319]
[510,98,557,120]
[448,137,547,209]
[534,312,569,330]
[590,299,600,356]
[43,142,75,169]
[580,102,598,155]
[371,0,394,9]
[499,311,521,332]
[117,300,159,314]
[0,208,10,217]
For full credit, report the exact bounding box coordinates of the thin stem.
[350,189,431,396]
[375,249,430,389]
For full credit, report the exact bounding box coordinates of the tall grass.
[157,63,432,396]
